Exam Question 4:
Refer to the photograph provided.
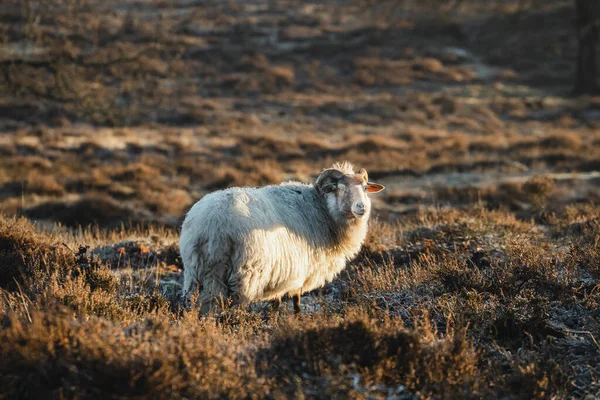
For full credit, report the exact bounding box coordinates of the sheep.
[179,161,385,313]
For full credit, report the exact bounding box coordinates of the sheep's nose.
[352,202,365,217]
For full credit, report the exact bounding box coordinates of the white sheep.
[179,161,385,313]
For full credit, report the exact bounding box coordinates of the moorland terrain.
[0,0,599,398]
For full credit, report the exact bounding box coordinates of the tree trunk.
[574,0,600,94]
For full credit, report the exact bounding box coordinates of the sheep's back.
[185,183,328,247]
[187,183,326,237]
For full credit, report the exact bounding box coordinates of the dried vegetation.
[1,205,599,398]
[1,0,599,398]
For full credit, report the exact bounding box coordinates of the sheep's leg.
[271,297,282,312]
[197,265,231,314]
[292,293,301,314]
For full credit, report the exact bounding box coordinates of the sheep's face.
[316,166,385,223]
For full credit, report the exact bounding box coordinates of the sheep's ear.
[366,182,385,193]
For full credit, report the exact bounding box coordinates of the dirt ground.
[0,0,599,398]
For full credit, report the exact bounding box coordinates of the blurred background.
[1,0,599,229]
[2,3,600,397]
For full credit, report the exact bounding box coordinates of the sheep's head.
[315,162,385,223]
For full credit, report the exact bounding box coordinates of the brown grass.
[0,216,74,291]
[1,205,598,398]
[1,0,600,397]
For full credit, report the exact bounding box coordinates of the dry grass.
[1,0,600,397]
[0,205,599,398]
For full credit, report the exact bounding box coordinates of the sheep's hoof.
[292,294,301,314]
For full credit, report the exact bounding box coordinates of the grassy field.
[1,0,599,398]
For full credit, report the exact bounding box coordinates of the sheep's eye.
[322,184,337,193]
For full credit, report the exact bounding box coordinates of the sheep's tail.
[181,242,202,299]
